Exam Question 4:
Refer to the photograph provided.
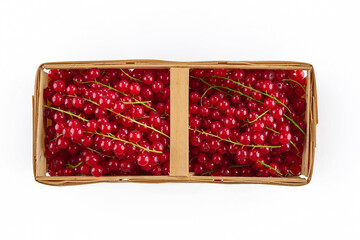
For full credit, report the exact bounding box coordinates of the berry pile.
[43,68,170,177]
[189,69,307,177]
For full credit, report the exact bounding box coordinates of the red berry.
[236,148,248,160]
[218,127,231,139]
[69,126,83,140]
[85,153,99,166]
[129,83,141,95]
[151,81,164,93]
[48,69,60,80]
[100,139,113,151]
[137,153,150,167]
[232,69,245,80]
[52,93,64,106]
[57,137,69,149]
[149,114,161,127]
[190,92,200,102]
[269,163,280,176]
[212,153,223,164]
[249,149,260,161]
[72,97,84,109]
[107,158,120,171]
[89,68,101,79]
[53,80,65,93]
[79,164,90,175]
[218,100,230,111]
[99,96,112,109]
[113,142,126,155]
[279,132,292,144]
[252,132,265,145]
[81,134,93,147]
[290,164,301,175]
[264,97,276,109]
[86,120,98,132]
[117,80,129,92]
[235,108,248,120]
[91,165,103,177]
[239,133,251,145]
[128,130,142,143]
[100,122,112,134]
[113,101,125,113]
[253,121,265,131]
[142,73,154,85]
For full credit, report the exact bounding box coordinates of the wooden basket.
[33,60,318,186]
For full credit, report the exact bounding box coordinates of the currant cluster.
[43,68,170,177]
[189,69,307,177]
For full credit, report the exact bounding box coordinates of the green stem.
[119,68,140,82]
[124,101,151,104]
[44,105,162,153]
[85,146,114,158]
[83,97,170,139]
[284,114,305,135]
[200,85,219,106]
[229,164,248,168]
[202,75,292,113]
[113,110,170,139]
[191,75,231,97]
[218,85,263,104]
[265,127,300,153]
[248,109,270,124]
[200,164,248,176]
[190,128,281,149]
[51,133,63,141]
[201,169,219,176]
[79,80,155,111]
[66,162,82,169]
[257,160,283,176]
[89,131,162,154]
[190,75,305,136]
[195,77,263,105]
[282,78,306,92]
[43,105,88,122]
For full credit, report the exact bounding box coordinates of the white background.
[0,0,359,239]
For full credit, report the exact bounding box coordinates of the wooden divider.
[169,68,189,176]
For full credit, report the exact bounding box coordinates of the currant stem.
[282,78,306,92]
[80,80,155,111]
[43,105,89,122]
[190,75,305,136]
[189,127,281,149]
[191,76,231,97]
[248,109,270,124]
[284,114,305,135]
[256,160,283,177]
[66,162,82,169]
[229,164,248,168]
[201,169,218,176]
[124,101,151,104]
[51,133,63,141]
[85,145,114,158]
[200,164,248,176]
[87,131,162,154]
[119,68,141,82]
[265,127,300,153]
[200,85,219,106]
[203,75,292,113]
[82,97,170,139]
[44,104,162,153]
[218,85,263,104]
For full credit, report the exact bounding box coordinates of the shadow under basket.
[33,60,318,186]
